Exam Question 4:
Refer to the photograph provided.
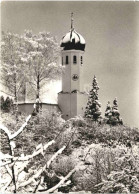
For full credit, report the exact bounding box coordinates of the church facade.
[18,15,88,119]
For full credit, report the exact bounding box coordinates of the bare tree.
[1,32,25,116]
[20,31,63,110]
[1,30,63,113]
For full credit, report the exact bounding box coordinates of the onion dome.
[60,13,86,51]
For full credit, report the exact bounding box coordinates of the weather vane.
[71,12,74,30]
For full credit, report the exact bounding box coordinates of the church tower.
[58,13,88,120]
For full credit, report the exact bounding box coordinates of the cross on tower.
[71,12,74,30]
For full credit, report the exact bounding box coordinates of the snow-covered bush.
[95,147,139,193]
[0,96,14,113]
[69,143,139,193]
[0,106,76,193]
[1,109,65,156]
[76,121,139,146]
[1,102,139,193]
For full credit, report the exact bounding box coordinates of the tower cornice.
[61,50,84,54]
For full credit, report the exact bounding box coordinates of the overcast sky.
[1,1,139,128]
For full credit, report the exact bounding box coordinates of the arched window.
[81,56,83,64]
[73,55,77,64]
[66,56,68,64]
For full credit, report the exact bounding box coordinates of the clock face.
[72,74,79,81]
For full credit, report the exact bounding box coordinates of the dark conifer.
[0,96,5,111]
[105,101,112,124]
[5,96,11,112]
[108,98,123,125]
[84,75,101,122]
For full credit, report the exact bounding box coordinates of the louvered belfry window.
[73,55,77,64]
[66,56,68,64]
[81,56,83,64]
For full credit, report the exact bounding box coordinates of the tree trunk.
[36,75,40,113]
[14,73,18,121]
[8,138,17,193]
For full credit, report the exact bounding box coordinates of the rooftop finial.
[71,12,74,30]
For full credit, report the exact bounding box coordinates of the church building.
[18,14,88,119]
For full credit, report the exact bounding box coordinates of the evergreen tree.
[1,96,14,112]
[4,96,11,112]
[105,101,112,124]
[84,75,101,122]
[0,96,5,111]
[108,98,123,125]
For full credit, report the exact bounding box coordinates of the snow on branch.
[10,115,31,140]
[0,160,12,167]
[44,162,89,193]
[0,140,55,172]
[0,152,13,160]
[15,140,55,161]
[45,168,76,193]
[16,161,29,178]
[13,145,66,190]
[0,115,31,140]
[0,123,11,138]
[47,145,66,168]
[1,179,12,192]
[16,164,47,189]
[0,140,55,167]
[5,165,13,178]
[1,101,36,142]
[44,140,55,150]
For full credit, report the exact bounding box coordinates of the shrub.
[0,96,14,112]
[0,109,75,193]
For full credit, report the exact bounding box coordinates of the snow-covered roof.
[61,29,86,51]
